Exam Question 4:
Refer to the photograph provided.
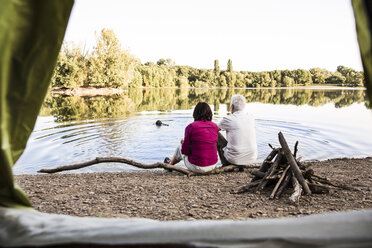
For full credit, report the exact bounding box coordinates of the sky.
[64,0,363,72]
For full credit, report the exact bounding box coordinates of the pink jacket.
[181,120,218,166]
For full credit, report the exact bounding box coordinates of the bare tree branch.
[37,157,258,176]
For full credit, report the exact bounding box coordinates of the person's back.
[165,102,219,173]
[219,110,257,165]
[218,94,258,166]
[182,120,218,166]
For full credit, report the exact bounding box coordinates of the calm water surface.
[13,88,372,174]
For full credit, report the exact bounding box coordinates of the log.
[275,172,292,199]
[265,147,280,162]
[297,159,306,170]
[303,169,314,179]
[260,147,280,171]
[232,181,260,194]
[289,171,303,203]
[191,164,250,176]
[260,149,279,172]
[304,171,358,190]
[265,174,280,180]
[278,132,311,195]
[251,170,266,178]
[270,165,290,199]
[243,148,280,192]
[311,175,357,191]
[256,151,283,192]
[190,164,256,177]
[37,157,258,176]
[258,162,273,174]
[250,148,279,182]
[308,183,330,194]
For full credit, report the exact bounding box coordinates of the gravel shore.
[15,157,372,221]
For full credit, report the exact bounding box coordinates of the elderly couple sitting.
[164,94,258,172]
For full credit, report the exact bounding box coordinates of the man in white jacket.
[217,94,258,168]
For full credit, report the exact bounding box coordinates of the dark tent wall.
[353,0,372,102]
[0,0,73,208]
[0,0,371,208]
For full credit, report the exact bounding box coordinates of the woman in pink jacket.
[165,102,218,172]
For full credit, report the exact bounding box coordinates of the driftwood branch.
[251,148,279,182]
[188,164,258,177]
[270,165,290,199]
[265,148,280,162]
[232,181,260,194]
[289,171,303,203]
[278,132,311,195]
[256,151,283,192]
[275,172,292,199]
[308,183,330,194]
[304,169,358,191]
[37,157,192,175]
[37,157,258,176]
[251,170,266,178]
[311,175,357,191]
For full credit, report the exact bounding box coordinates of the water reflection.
[40,88,369,122]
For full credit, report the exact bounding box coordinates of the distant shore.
[50,87,126,96]
[49,85,365,97]
[15,157,372,221]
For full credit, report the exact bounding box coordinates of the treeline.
[52,29,140,88]
[52,29,365,89]
[41,88,368,122]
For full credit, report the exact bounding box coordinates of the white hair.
[230,94,246,111]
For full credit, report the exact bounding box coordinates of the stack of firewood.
[236,132,351,202]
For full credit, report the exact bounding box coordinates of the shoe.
[163,157,172,172]
[163,157,171,164]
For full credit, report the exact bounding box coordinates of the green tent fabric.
[0,0,73,208]
[353,0,372,101]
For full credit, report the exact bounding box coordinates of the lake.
[13,88,372,174]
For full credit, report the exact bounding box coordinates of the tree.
[176,76,189,88]
[325,72,346,85]
[294,69,312,85]
[337,65,364,86]
[130,69,143,88]
[214,59,220,75]
[51,43,88,88]
[87,29,139,88]
[157,58,175,66]
[51,36,364,89]
[259,72,272,87]
[227,59,233,72]
[219,74,227,87]
[157,58,167,66]
[227,72,237,87]
[355,71,365,87]
[270,70,282,86]
[235,72,245,88]
[310,68,328,84]
[282,76,295,87]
